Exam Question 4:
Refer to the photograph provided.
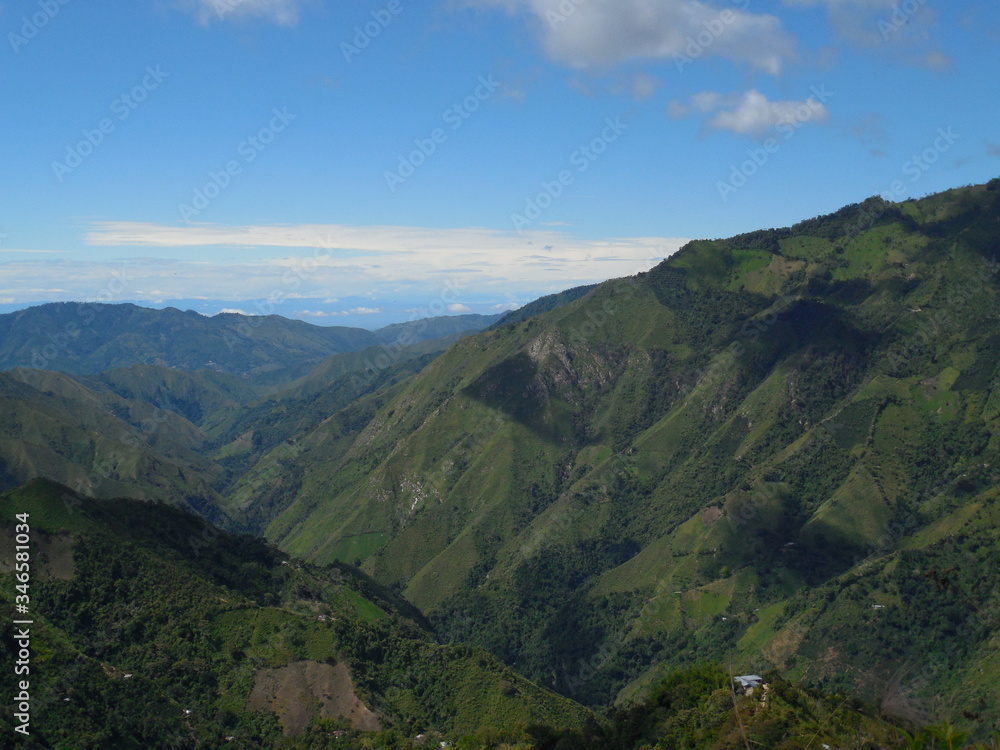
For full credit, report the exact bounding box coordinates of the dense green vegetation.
[0,303,375,377]
[0,480,588,748]
[239,183,1000,737]
[0,368,230,519]
[0,328,484,520]
[2,180,1000,746]
[4,481,991,749]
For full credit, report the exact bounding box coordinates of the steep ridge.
[374,313,503,345]
[490,284,598,329]
[247,183,1000,734]
[214,351,445,531]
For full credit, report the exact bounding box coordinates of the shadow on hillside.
[461,351,574,445]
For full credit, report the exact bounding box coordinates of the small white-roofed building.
[734,674,764,692]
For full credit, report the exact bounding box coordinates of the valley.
[2,182,1000,748]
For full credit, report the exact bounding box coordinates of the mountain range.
[2,179,1000,747]
[240,182,1000,722]
[0,302,501,380]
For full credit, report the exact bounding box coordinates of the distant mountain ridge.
[0,343,453,517]
[0,302,502,378]
[0,367,229,519]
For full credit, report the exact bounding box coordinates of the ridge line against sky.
[1,0,998,327]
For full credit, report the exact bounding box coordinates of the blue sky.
[1,0,998,328]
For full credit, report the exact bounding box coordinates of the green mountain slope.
[0,321,493,526]
[0,370,227,519]
[0,479,591,748]
[3,480,959,749]
[248,182,1000,736]
[539,664,920,750]
[90,364,260,425]
[211,351,445,529]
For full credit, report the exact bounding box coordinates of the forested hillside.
[0,480,589,748]
[2,182,999,745]
[240,183,1000,737]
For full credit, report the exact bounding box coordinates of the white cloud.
[463,0,796,74]
[217,308,253,315]
[181,0,306,26]
[447,303,473,313]
[83,221,685,288]
[666,99,690,121]
[0,287,69,294]
[0,223,686,309]
[690,91,726,113]
[668,89,830,137]
[298,307,383,317]
[918,50,952,71]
